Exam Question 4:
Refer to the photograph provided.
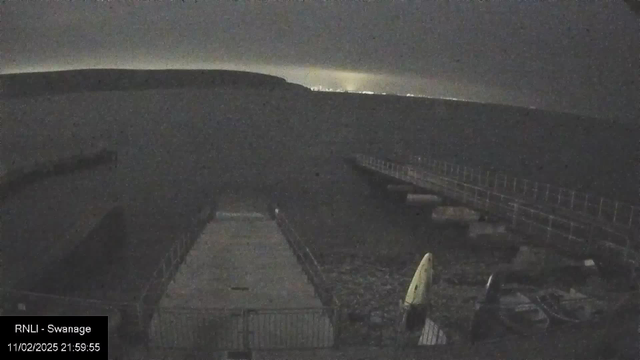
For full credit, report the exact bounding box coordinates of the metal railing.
[138,233,192,308]
[140,209,342,352]
[3,180,636,357]
[2,286,636,353]
[138,292,639,350]
[0,287,131,317]
[0,148,118,202]
[147,306,336,351]
[355,154,639,268]
[275,211,340,309]
[137,209,212,330]
[0,287,137,357]
[408,155,639,232]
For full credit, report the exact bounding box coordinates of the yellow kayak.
[402,253,434,331]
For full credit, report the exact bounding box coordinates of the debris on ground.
[281,191,630,348]
[419,318,447,345]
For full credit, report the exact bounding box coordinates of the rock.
[512,246,580,272]
[468,221,508,239]
[432,206,480,223]
[584,276,607,293]
[444,273,489,287]
[369,311,384,325]
[347,311,367,323]
[582,259,599,277]
[197,205,211,222]
[463,296,477,304]
[511,246,544,272]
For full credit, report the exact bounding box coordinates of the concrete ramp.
[215,211,268,221]
[148,193,334,352]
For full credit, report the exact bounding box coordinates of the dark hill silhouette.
[0,68,310,97]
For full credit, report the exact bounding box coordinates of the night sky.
[2,1,638,120]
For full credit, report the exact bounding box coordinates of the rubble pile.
[312,242,631,347]
[280,191,636,348]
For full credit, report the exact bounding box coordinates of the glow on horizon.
[309,87,468,101]
[1,61,516,106]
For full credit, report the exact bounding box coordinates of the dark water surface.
[1,88,636,305]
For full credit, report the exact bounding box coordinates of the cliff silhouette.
[0,68,310,97]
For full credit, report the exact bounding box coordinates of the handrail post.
[569,223,574,240]
[463,184,467,202]
[543,216,553,268]
[613,201,619,223]
[545,184,550,202]
[586,223,594,255]
[584,194,589,213]
[557,188,562,205]
[598,198,604,219]
[474,187,478,205]
[623,235,630,263]
[570,191,575,211]
[485,189,490,211]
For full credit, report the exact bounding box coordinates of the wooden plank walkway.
[148,193,334,352]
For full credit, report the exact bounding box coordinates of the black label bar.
[1,316,108,359]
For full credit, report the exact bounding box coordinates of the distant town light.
[310,86,434,99]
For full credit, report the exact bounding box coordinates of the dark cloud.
[1,1,638,120]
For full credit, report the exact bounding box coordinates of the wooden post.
[569,223,574,241]
[624,234,630,263]
[584,194,589,214]
[598,198,604,219]
[242,309,251,352]
[543,216,553,268]
[557,188,563,205]
[463,184,467,202]
[545,184,550,202]
[486,190,490,211]
[570,191,575,211]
